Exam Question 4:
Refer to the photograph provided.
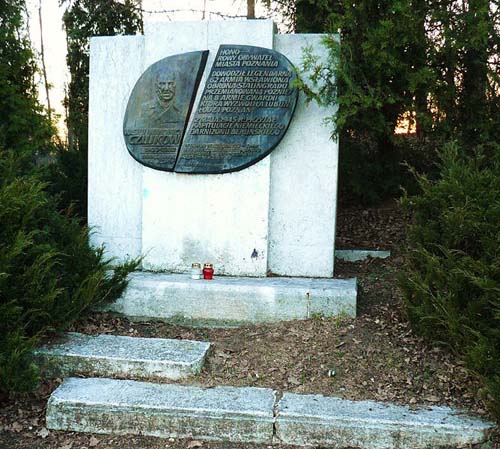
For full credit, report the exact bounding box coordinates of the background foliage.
[290,0,499,204]
[48,0,143,217]
[0,0,138,399]
[0,0,55,171]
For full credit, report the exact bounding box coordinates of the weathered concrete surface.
[46,378,275,443]
[45,379,494,446]
[269,34,339,278]
[276,393,495,449]
[88,35,144,262]
[35,333,210,380]
[100,272,357,327]
[336,249,391,262]
[141,20,274,277]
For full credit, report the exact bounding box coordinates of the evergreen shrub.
[338,134,437,205]
[0,0,139,399]
[400,141,500,419]
[0,151,138,398]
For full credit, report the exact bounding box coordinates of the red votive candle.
[203,263,214,280]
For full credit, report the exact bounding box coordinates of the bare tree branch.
[38,0,52,121]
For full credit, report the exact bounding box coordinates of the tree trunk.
[38,0,52,121]
[413,0,428,137]
[460,0,490,144]
[247,0,255,19]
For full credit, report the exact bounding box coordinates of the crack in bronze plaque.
[123,45,298,174]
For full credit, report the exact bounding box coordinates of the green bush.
[0,151,138,398]
[0,1,139,399]
[400,141,500,419]
[338,134,438,205]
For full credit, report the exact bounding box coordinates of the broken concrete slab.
[35,333,210,380]
[99,272,357,327]
[336,249,391,262]
[46,378,275,443]
[275,392,495,449]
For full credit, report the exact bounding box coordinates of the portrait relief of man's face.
[156,73,176,106]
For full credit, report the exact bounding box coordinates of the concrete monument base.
[99,272,357,327]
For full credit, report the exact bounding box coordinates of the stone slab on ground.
[275,392,495,449]
[335,249,391,262]
[46,378,275,443]
[35,333,210,380]
[100,272,357,327]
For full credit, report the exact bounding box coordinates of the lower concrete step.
[99,272,357,327]
[275,393,494,449]
[47,378,275,443]
[46,378,494,447]
[35,333,210,380]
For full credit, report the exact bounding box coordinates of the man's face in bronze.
[156,74,176,106]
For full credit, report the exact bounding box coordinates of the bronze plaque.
[123,45,298,174]
[176,45,299,173]
[123,50,208,171]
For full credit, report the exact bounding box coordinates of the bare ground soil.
[1,202,498,449]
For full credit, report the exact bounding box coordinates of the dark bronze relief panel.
[176,45,298,174]
[123,50,208,171]
[123,45,298,174]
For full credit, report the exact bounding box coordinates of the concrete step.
[46,378,275,443]
[275,392,494,449]
[99,272,357,327]
[35,333,210,381]
[46,378,494,448]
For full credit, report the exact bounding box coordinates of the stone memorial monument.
[43,22,493,441]
[89,20,339,278]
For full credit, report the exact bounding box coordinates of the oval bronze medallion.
[123,45,298,174]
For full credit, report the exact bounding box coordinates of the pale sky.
[26,0,68,135]
[26,0,283,138]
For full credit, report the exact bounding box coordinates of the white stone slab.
[46,378,275,443]
[34,333,210,381]
[88,35,145,263]
[88,22,341,278]
[100,272,357,327]
[143,21,208,63]
[269,34,339,277]
[140,20,274,276]
[336,249,391,262]
[276,393,495,449]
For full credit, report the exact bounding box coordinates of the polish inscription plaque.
[123,45,298,173]
[176,45,299,173]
